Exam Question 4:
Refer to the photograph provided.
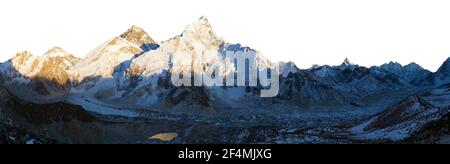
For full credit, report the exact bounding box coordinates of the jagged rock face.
[121,26,156,46]
[33,47,80,95]
[0,48,80,97]
[0,17,448,117]
[70,25,161,96]
[365,96,434,130]
[9,51,35,75]
[311,60,417,93]
[379,62,431,85]
[120,26,159,52]
[279,61,300,78]
[10,47,79,77]
[433,57,450,85]
[62,18,230,108]
[1,17,450,144]
[106,17,274,108]
[278,70,346,107]
[308,62,410,99]
[3,17,438,111]
[1,17,433,113]
[436,58,450,76]
[342,58,354,66]
[282,62,399,107]
[114,17,225,107]
[350,87,450,141]
[71,37,142,82]
[68,28,157,102]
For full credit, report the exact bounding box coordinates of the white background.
[1,0,450,71]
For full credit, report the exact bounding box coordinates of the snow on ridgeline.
[350,87,450,141]
[0,16,449,122]
[0,47,80,99]
[3,47,79,78]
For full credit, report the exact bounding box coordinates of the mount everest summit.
[0,17,449,144]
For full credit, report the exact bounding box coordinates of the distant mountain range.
[0,17,449,144]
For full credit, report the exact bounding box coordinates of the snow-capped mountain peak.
[0,47,80,99]
[6,48,79,78]
[71,36,142,81]
[43,47,72,57]
[181,16,217,42]
[342,58,354,66]
[11,51,34,65]
[41,47,80,69]
[1,17,450,144]
[8,51,38,76]
[120,25,156,49]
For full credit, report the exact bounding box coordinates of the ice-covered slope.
[76,17,275,110]
[71,37,142,83]
[70,25,158,83]
[68,17,440,112]
[69,27,149,99]
[0,17,447,120]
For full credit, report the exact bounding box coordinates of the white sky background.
[1,0,450,71]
